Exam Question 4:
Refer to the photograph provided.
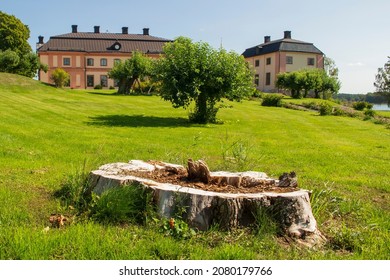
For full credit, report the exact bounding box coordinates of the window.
[114,79,120,87]
[63,57,71,66]
[100,58,107,66]
[87,58,94,66]
[265,72,271,86]
[286,56,293,64]
[308,58,315,66]
[266,57,271,65]
[100,75,108,87]
[255,60,260,67]
[87,75,94,87]
[254,74,259,87]
[114,59,121,66]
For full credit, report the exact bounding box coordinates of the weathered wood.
[187,159,211,184]
[278,171,298,188]
[90,160,325,246]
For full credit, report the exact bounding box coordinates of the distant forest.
[334,93,388,103]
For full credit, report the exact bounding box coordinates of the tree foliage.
[50,68,70,88]
[374,56,390,103]
[108,51,152,95]
[276,68,340,99]
[154,37,254,123]
[0,11,45,78]
[0,11,32,55]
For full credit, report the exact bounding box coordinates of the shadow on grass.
[86,91,119,96]
[87,114,192,128]
[86,91,158,97]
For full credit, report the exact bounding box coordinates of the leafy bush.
[301,101,320,110]
[319,102,333,116]
[50,68,70,88]
[261,93,284,107]
[332,106,346,116]
[252,90,263,98]
[94,84,102,90]
[159,217,196,239]
[364,108,376,118]
[353,101,373,111]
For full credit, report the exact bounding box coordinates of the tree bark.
[118,77,135,95]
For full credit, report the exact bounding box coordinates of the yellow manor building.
[37,25,171,89]
[242,31,324,92]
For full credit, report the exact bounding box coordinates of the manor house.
[37,25,171,89]
[242,31,324,92]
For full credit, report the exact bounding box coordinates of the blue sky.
[2,0,389,94]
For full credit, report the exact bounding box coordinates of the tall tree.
[155,37,254,123]
[324,57,339,79]
[0,11,32,55]
[108,51,152,95]
[374,56,390,104]
[0,11,45,78]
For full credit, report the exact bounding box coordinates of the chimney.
[143,28,149,36]
[94,26,100,33]
[284,30,291,39]
[264,36,271,43]
[72,25,78,33]
[122,27,128,34]
[36,36,44,51]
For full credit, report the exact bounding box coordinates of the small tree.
[155,37,254,123]
[108,51,152,95]
[50,68,70,88]
[374,56,390,104]
[276,69,340,99]
[276,71,305,98]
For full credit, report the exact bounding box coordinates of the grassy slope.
[0,73,389,259]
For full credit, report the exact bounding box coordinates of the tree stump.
[89,160,325,246]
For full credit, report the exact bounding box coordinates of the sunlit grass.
[0,73,389,259]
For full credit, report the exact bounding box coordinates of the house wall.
[38,52,161,89]
[248,53,279,92]
[284,52,318,72]
[246,51,324,92]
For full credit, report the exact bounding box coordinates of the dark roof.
[242,38,323,58]
[38,32,171,54]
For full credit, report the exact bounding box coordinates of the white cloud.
[347,62,365,67]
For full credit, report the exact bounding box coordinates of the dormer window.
[111,42,121,51]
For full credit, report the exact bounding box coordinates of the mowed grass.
[0,73,389,259]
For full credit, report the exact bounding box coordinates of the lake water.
[372,103,390,111]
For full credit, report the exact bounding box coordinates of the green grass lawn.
[0,73,389,259]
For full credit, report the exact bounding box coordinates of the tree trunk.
[90,160,326,246]
[117,77,135,95]
[194,92,208,123]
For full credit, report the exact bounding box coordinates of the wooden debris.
[278,171,298,188]
[187,159,211,184]
[49,214,67,228]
